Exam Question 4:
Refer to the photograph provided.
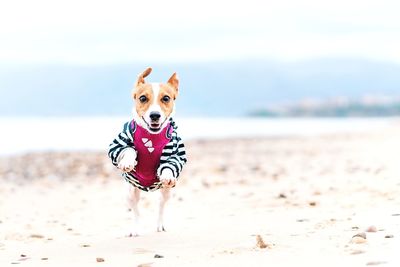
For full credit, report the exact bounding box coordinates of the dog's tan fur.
[132,68,179,119]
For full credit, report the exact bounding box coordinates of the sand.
[1,127,400,266]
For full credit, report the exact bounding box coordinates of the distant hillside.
[249,99,400,117]
[1,59,400,116]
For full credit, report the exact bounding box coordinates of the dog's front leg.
[157,187,171,232]
[127,185,141,236]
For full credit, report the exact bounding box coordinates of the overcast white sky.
[0,0,399,65]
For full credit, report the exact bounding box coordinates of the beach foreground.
[1,128,400,266]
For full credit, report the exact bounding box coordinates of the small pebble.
[366,225,378,233]
[30,234,44,239]
[309,201,317,206]
[41,258,48,261]
[96,257,105,262]
[81,244,91,247]
[384,234,394,238]
[351,233,367,244]
[313,190,322,195]
[366,261,387,266]
[154,254,164,258]
[350,250,365,255]
[278,193,287,199]
[256,235,267,248]
[353,232,367,239]
[255,235,272,249]
[297,219,309,222]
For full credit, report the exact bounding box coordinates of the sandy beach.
[1,126,400,266]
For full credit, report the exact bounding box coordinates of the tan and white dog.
[108,67,187,236]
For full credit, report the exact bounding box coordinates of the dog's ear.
[133,67,152,99]
[135,67,152,87]
[167,72,179,98]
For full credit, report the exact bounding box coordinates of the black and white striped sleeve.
[108,121,135,167]
[157,131,187,179]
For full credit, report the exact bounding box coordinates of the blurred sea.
[0,117,397,155]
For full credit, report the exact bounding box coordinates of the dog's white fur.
[118,80,177,236]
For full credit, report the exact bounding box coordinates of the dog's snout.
[149,112,161,121]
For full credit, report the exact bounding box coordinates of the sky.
[1,0,400,65]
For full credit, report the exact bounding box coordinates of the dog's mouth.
[149,123,161,132]
[142,117,165,133]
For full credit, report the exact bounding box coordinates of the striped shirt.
[108,119,187,192]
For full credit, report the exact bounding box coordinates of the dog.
[108,67,187,236]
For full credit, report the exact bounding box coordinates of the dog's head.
[132,67,179,134]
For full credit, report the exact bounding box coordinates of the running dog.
[108,67,187,236]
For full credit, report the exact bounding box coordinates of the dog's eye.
[162,96,170,103]
[139,95,148,103]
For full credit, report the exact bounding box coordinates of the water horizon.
[0,116,398,156]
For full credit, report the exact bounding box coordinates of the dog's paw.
[127,231,139,237]
[126,224,141,237]
[119,160,136,172]
[159,169,176,188]
[160,178,176,188]
[157,224,166,232]
[118,149,137,172]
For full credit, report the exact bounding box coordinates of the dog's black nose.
[149,112,161,121]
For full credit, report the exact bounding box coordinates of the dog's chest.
[131,123,172,185]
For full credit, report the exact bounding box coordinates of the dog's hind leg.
[127,185,141,236]
[157,187,171,232]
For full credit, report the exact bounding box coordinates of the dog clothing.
[108,119,187,192]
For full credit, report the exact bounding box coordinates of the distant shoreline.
[249,102,400,117]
